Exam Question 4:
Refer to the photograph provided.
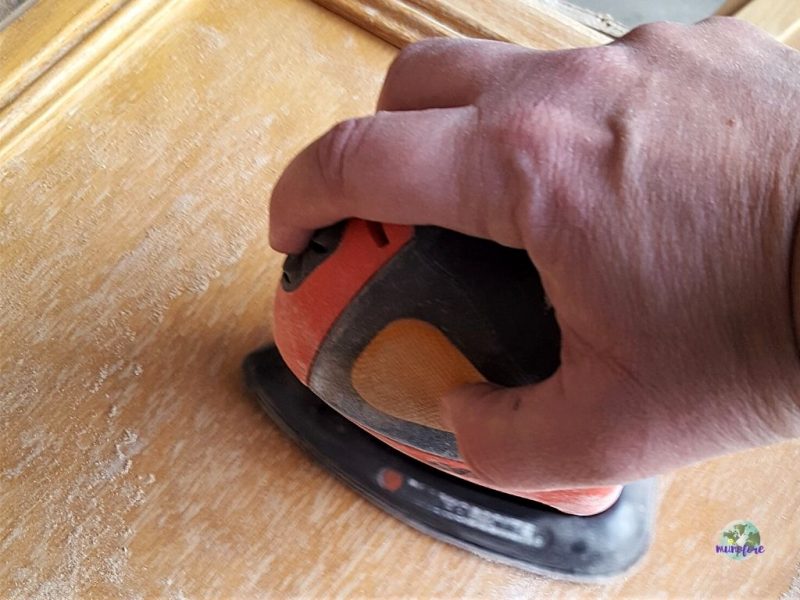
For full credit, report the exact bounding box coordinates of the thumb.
[441,372,624,490]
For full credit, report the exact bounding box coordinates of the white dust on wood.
[781,564,800,599]
[1,15,273,597]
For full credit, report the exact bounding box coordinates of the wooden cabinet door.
[1,1,798,597]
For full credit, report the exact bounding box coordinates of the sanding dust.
[781,565,800,600]
[161,578,189,600]
[0,2,540,597]
[90,429,143,482]
[4,426,156,600]
[0,24,270,593]
[2,427,46,479]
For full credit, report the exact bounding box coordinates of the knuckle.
[473,100,577,251]
[472,103,551,204]
[485,101,560,155]
[385,43,422,83]
[315,117,371,196]
[560,47,638,87]
[382,38,478,107]
[388,38,451,77]
[621,21,687,45]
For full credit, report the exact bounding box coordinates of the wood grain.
[2,0,799,597]
[0,0,127,111]
[0,0,183,161]
[544,0,628,38]
[0,0,31,30]
[787,27,800,50]
[311,0,609,48]
[717,0,752,17]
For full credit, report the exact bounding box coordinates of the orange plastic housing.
[273,219,623,516]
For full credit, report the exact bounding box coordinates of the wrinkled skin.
[269,18,800,490]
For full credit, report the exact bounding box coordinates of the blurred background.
[0,0,731,31]
[575,0,725,26]
[1,0,28,29]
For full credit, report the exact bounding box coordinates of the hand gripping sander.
[243,219,656,580]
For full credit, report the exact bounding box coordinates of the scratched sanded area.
[1,0,799,597]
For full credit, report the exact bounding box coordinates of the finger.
[269,107,478,253]
[440,374,638,490]
[441,351,789,491]
[378,38,530,112]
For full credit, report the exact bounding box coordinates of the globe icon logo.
[716,520,764,560]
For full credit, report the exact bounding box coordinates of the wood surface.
[310,0,610,48]
[2,0,800,597]
[0,0,30,30]
[735,0,800,48]
[1,0,126,111]
[544,0,627,38]
[0,0,181,159]
[717,0,752,17]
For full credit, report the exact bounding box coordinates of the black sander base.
[244,345,657,581]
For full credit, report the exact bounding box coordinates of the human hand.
[269,19,800,490]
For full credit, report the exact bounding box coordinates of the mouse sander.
[243,219,657,580]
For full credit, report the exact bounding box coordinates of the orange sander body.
[244,219,656,579]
